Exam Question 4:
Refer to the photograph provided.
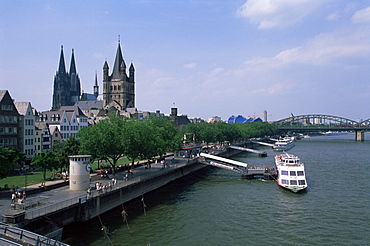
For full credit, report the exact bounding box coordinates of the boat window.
[290,171,296,176]
[282,179,289,184]
[281,170,288,175]
[290,180,297,185]
[298,180,306,185]
[297,171,304,176]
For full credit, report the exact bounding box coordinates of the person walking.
[11,192,16,203]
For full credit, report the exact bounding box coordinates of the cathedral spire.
[94,70,99,98]
[111,41,125,80]
[58,45,66,74]
[70,48,77,74]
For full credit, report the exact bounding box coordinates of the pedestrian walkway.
[0,157,189,222]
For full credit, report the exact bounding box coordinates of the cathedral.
[52,41,135,112]
[103,41,135,111]
[52,46,81,110]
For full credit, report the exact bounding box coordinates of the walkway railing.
[0,222,68,246]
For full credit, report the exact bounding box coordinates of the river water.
[63,133,370,246]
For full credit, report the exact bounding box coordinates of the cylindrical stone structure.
[68,155,92,191]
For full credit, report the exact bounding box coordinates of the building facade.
[103,41,135,111]
[52,46,81,110]
[14,102,35,159]
[0,90,21,149]
[38,106,88,141]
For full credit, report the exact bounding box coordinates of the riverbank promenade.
[0,157,192,223]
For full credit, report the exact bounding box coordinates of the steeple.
[58,45,66,74]
[69,48,77,74]
[94,71,99,98]
[111,42,125,80]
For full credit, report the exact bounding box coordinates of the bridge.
[273,114,370,141]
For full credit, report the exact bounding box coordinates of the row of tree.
[183,121,278,145]
[1,115,278,179]
[77,115,180,175]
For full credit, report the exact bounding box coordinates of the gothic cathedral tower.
[103,41,135,111]
[52,45,81,110]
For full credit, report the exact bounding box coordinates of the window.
[290,180,297,185]
[1,105,13,111]
[290,171,296,176]
[282,179,289,184]
[281,170,288,175]
[298,180,306,185]
[297,171,304,176]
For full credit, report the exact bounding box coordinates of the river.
[62,133,370,246]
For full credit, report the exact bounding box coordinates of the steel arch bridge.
[273,114,370,131]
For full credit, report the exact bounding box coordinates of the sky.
[1,0,370,122]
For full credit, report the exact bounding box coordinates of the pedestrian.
[11,192,16,203]
[22,191,26,201]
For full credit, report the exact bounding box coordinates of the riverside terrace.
[0,152,215,236]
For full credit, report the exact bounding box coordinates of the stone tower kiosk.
[69,155,91,191]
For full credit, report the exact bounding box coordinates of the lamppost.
[24,166,28,192]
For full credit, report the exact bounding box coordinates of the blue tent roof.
[227,115,263,123]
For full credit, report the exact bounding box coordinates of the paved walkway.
[0,157,190,220]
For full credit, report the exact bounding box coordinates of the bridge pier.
[355,130,365,141]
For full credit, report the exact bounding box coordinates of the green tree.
[0,147,25,179]
[31,151,57,180]
[78,115,126,175]
[122,119,156,167]
[146,115,181,154]
[53,136,80,172]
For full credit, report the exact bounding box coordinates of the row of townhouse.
[0,90,88,162]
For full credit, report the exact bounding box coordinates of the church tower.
[69,49,81,104]
[52,46,81,110]
[93,71,99,98]
[103,40,135,111]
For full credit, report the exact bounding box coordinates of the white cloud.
[352,6,370,24]
[326,13,339,21]
[249,27,370,66]
[236,0,325,29]
[252,81,296,95]
[183,63,197,69]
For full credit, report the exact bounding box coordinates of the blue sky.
[1,0,369,122]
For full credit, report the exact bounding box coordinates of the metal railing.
[0,222,69,246]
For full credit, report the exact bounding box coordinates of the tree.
[197,121,217,146]
[121,118,156,167]
[78,115,126,175]
[53,136,80,172]
[31,151,57,180]
[146,115,181,154]
[0,147,25,179]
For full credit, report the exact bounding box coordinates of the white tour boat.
[275,153,307,193]
[273,137,295,151]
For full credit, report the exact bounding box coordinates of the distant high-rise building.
[103,41,135,111]
[52,46,81,110]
